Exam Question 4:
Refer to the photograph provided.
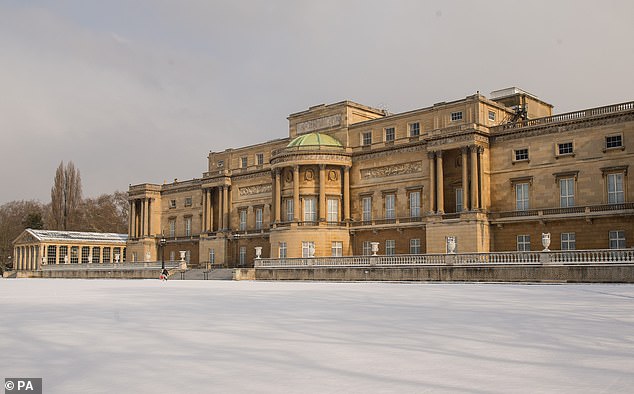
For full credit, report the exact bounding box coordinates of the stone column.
[461,146,469,212]
[319,165,326,222]
[274,169,281,223]
[428,152,436,213]
[131,200,137,238]
[222,185,229,231]
[470,146,479,210]
[478,146,485,210]
[208,189,214,232]
[202,190,207,232]
[218,187,224,231]
[293,165,300,222]
[436,151,444,214]
[343,166,350,222]
[128,201,133,237]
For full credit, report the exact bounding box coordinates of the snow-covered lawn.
[1,279,633,393]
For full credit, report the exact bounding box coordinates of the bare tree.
[76,192,128,233]
[0,200,45,271]
[50,161,82,230]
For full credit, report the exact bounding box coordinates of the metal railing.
[255,249,634,268]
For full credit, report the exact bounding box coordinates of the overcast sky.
[1,0,632,205]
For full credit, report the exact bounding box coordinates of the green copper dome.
[287,132,343,148]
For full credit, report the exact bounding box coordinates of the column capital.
[436,150,443,159]
[461,146,470,154]
[427,151,436,159]
[319,164,327,170]
[477,145,485,154]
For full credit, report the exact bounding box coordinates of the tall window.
[362,196,372,222]
[385,194,395,220]
[185,217,192,236]
[362,241,372,256]
[609,231,626,249]
[255,207,263,230]
[169,251,175,262]
[385,127,395,143]
[517,235,531,251]
[561,233,576,250]
[92,247,100,264]
[81,246,90,264]
[410,239,421,254]
[169,219,176,237]
[59,246,68,264]
[331,241,343,257]
[302,241,315,258]
[239,247,246,266]
[456,188,463,212]
[279,242,287,258]
[362,132,372,146]
[286,199,294,222]
[409,122,420,137]
[103,247,111,263]
[560,178,575,207]
[47,246,57,265]
[409,191,421,218]
[239,209,247,231]
[209,248,215,265]
[304,198,317,222]
[240,156,248,168]
[385,240,395,255]
[516,183,529,211]
[607,173,624,204]
[70,246,79,264]
[256,153,264,165]
[327,198,339,223]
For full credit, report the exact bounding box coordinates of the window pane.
[362,197,372,221]
[327,198,339,222]
[385,194,395,219]
[410,192,420,217]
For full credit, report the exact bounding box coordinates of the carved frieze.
[239,184,272,196]
[296,114,342,134]
[361,161,423,179]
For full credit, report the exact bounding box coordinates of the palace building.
[127,88,633,267]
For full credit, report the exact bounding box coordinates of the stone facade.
[127,88,634,266]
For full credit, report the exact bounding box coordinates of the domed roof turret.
[287,132,343,149]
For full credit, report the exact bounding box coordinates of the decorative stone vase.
[447,236,457,254]
[114,254,120,263]
[542,233,551,252]
[371,242,380,256]
[179,251,187,269]
[309,244,315,258]
[145,252,151,262]
[255,246,262,259]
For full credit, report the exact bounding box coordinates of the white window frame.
[239,246,246,266]
[409,191,420,218]
[557,142,574,156]
[410,239,421,254]
[605,134,623,149]
[239,209,247,231]
[385,127,395,143]
[362,241,372,256]
[240,156,248,168]
[516,183,529,211]
[517,235,531,251]
[169,219,176,237]
[327,198,339,223]
[385,193,395,220]
[514,148,529,162]
[609,230,626,249]
[451,111,463,122]
[302,241,315,258]
[256,153,264,166]
[607,173,625,204]
[286,199,294,222]
[331,241,343,257]
[560,178,575,208]
[362,132,372,146]
[456,188,463,212]
[561,232,576,250]
[304,197,317,222]
[279,242,287,258]
[184,216,192,236]
[184,197,193,207]
[488,111,496,121]
[362,196,372,222]
[385,240,395,255]
[255,207,263,230]
[409,122,420,137]
[209,248,215,265]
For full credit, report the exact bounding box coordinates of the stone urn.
[255,246,262,259]
[447,236,457,254]
[179,251,187,269]
[145,252,151,262]
[114,253,120,263]
[542,233,551,252]
[309,243,315,258]
[370,242,380,256]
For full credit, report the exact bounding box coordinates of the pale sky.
[1,0,633,205]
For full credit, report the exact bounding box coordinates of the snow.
[1,279,633,393]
